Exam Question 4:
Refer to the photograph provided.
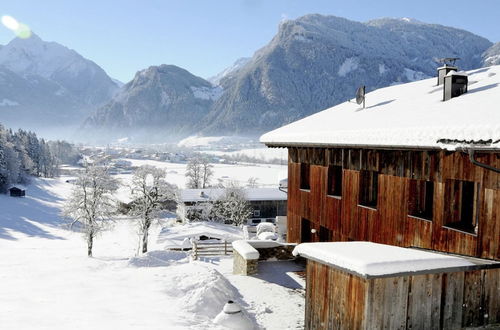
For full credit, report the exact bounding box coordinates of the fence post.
[191,239,198,260]
[224,240,227,255]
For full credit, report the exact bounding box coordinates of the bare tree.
[63,163,118,257]
[185,157,202,188]
[200,157,214,189]
[130,165,174,253]
[247,177,259,188]
[185,156,214,189]
[212,187,252,226]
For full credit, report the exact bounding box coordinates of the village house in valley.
[177,188,287,225]
[261,65,500,329]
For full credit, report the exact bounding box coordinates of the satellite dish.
[355,85,365,108]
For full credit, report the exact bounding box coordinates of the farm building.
[177,188,287,224]
[261,65,500,329]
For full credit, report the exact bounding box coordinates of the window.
[319,226,332,242]
[253,209,261,217]
[359,170,378,208]
[408,179,434,220]
[445,179,478,234]
[301,218,312,243]
[300,163,311,190]
[327,165,342,197]
[252,219,261,224]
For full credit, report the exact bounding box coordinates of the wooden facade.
[305,260,500,330]
[286,147,500,260]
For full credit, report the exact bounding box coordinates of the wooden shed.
[9,187,25,197]
[294,242,500,330]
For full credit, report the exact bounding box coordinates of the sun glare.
[1,15,19,30]
[1,15,32,39]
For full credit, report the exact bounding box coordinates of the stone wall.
[256,245,295,261]
[233,250,258,275]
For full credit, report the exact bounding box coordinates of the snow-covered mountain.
[208,57,251,86]
[83,65,221,141]
[482,42,500,66]
[0,33,119,130]
[199,15,492,135]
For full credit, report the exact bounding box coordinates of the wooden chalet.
[261,65,500,329]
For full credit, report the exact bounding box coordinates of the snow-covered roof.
[261,65,500,150]
[180,188,287,203]
[292,242,482,278]
[157,222,243,248]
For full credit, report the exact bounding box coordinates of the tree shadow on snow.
[0,180,66,240]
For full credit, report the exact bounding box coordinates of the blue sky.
[1,0,499,83]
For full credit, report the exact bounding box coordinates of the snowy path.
[0,176,305,329]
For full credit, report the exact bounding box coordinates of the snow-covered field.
[113,158,287,203]
[0,175,303,329]
[200,147,288,163]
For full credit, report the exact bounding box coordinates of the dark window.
[319,226,332,242]
[445,179,477,234]
[327,165,342,197]
[359,170,378,208]
[301,218,312,243]
[300,163,310,190]
[408,180,434,220]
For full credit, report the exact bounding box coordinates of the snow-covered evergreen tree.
[0,123,78,192]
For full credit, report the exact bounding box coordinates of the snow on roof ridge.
[260,65,500,150]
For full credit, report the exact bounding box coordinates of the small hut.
[9,187,25,197]
[293,241,500,329]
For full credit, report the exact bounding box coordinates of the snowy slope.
[261,65,500,149]
[0,175,304,329]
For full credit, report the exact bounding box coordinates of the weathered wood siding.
[288,148,500,260]
[305,261,500,329]
[305,260,367,329]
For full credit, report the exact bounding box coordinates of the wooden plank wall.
[305,260,367,330]
[305,261,500,329]
[288,147,500,260]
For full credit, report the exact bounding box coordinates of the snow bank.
[293,242,474,277]
[232,240,259,260]
[165,264,243,319]
[127,250,189,267]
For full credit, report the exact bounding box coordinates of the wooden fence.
[191,240,232,260]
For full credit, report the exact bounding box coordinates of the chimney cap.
[446,70,468,77]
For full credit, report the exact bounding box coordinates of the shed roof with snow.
[292,242,500,278]
[157,222,243,248]
[180,188,287,203]
[260,65,500,150]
